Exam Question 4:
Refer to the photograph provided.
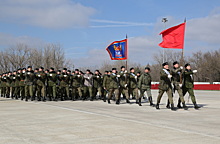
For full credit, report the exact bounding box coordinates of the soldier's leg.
[188,88,200,109]
[41,85,46,100]
[83,86,88,100]
[29,85,34,101]
[114,88,120,104]
[25,85,29,101]
[52,85,57,101]
[37,85,41,101]
[88,86,93,100]
[123,88,130,103]
[166,88,176,110]
[146,88,154,106]
[107,88,115,103]
[65,86,70,99]
[77,87,82,99]
[156,89,165,109]
[20,86,24,100]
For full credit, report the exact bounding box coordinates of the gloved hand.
[97,76,99,78]
[49,74,52,76]
[124,84,127,88]
[193,70,198,73]
[180,66,183,69]
[124,70,127,73]
[38,75,41,77]
[135,76,137,79]
[117,75,120,77]
[77,75,80,77]
[179,84,182,87]
[168,75,172,78]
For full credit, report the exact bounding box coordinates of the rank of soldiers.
[0,62,200,110]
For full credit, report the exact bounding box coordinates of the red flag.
[159,22,186,49]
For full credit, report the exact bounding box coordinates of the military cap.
[67,70,71,72]
[121,66,125,69]
[162,62,169,66]
[58,70,61,72]
[27,66,32,69]
[86,69,90,72]
[185,63,190,68]
[22,68,26,70]
[13,70,17,72]
[40,67,44,69]
[63,68,67,70]
[95,70,99,72]
[75,69,79,71]
[80,71,84,74]
[35,68,39,70]
[45,69,49,72]
[50,67,54,70]
[112,68,117,70]
[109,70,112,73]
[130,67,134,71]
[173,61,179,65]
[8,71,12,73]
[105,70,108,73]
[145,67,150,70]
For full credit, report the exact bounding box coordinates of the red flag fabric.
[159,22,186,49]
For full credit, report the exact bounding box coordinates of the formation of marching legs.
[0,62,201,110]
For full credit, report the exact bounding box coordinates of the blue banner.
[106,39,127,60]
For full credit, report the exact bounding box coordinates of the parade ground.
[0,90,220,144]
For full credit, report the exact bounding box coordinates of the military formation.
[0,62,200,110]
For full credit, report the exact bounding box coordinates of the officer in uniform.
[156,62,175,110]
[102,71,111,102]
[11,71,17,99]
[36,67,47,101]
[14,69,22,99]
[108,68,120,104]
[93,70,102,100]
[20,68,26,100]
[25,66,35,101]
[59,68,70,100]
[182,63,200,109]
[138,67,154,106]
[71,69,83,100]
[118,66,130,104]
[47,67,58,101]
[169,61,188,110]
[129,68,140,105]
[83,69,93,101]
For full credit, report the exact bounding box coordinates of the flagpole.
[126,34,128,70]
[180,18,186,84]
[162,18,168,62]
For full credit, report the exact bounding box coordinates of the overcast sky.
[0,0,220,67]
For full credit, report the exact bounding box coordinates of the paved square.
[0,90,220,144]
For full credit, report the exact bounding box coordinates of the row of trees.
[0,43,219,82]
[0,43,73,73]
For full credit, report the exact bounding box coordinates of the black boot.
[25,97,28,102]
[108,99,111,104]
[182,102,188,110]
[103,96,106,102]
[193,102,200,109]
[139,98,142,106]
[148,96,154,106]
[126,99,131,104]
[116,100,120,105]
[156,104,160,110]
[136,99,139,104]
[166,99,170,109]
[177,99,182,108]
[171,104,176,111]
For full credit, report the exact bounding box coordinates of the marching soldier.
[182,63,200,109]
[108,68,120,104]
[83,69,93,101]
[1,73,7,97]
[118,66,130,104]
[102,71,111,102]
[24,66,35,101]
[47,67,58,101]
[59,68,70,101]
[11,71,17,99]
[169,61,188,110]
[138,67,154,106]
[20,68,26,100]
[156,62,175,110]
[36,67,47,101]
[71,69,83,100]
[14,69,21,99]
[129,68,140,105]
[93,70,102,100]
